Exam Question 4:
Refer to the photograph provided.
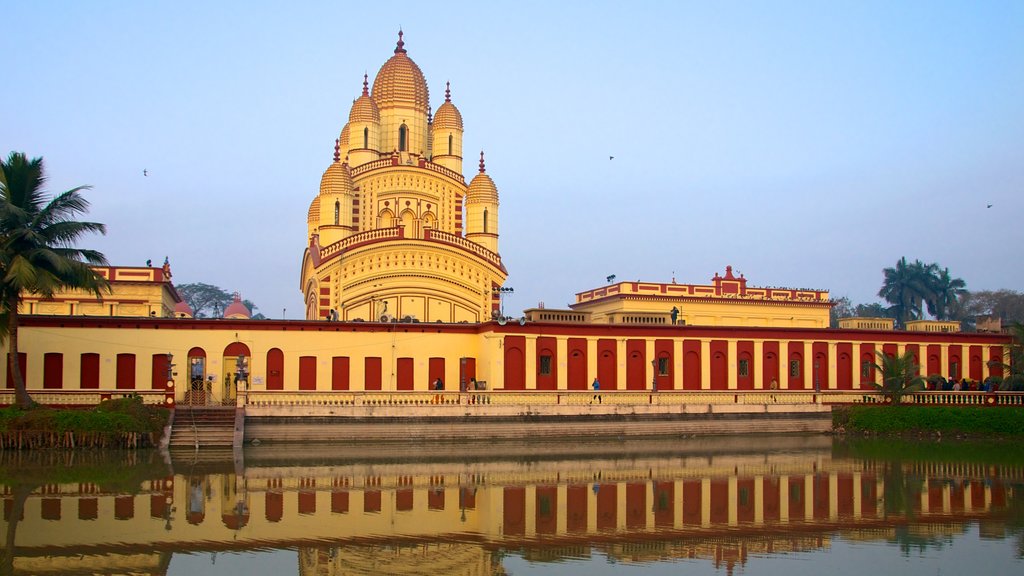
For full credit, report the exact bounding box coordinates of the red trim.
[13,315,1012,358]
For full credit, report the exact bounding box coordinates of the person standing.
[592,377,601,404]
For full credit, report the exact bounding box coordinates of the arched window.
[398,125,407,151]
[448,134,453,155]
[334,200,340,225]
[483,208,488,234]
[363,127,369,149]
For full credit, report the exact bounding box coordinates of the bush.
[0,396,169,447]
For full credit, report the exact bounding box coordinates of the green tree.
[869,350,926,405]
[830,296,853,327]
[0,152,108,408]
[879,257,935,328]
[925,267,967,321]
[960,289,1024,325]
[176,282,265,319]
[855,302,892,318]
[176,282,232,317]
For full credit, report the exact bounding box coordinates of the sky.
[3,1,1023,319]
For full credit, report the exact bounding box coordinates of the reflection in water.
[1,436,1022,575]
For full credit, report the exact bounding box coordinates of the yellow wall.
[19,266,181,318]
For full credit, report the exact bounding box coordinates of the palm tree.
[870,350,926,405]
[0,152,109,408]
[878,257,935,328]
[925,267,967,321]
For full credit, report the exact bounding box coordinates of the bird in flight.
[987,204,993,208]
[143,169,148,177]
[609,156,614,160]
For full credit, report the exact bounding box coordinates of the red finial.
[445,81,451,102]
[334,139,340,162]
[395,29,406,54]
[362,73,369,96]
[478,151,485,173]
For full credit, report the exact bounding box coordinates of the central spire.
[394,29,406,54]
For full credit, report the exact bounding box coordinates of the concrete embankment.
[243,403,832,443]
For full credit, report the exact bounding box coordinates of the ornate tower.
[301,32,507,323]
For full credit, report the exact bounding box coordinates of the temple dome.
[173,300,193,319]
[466,152,498,204]
[338,123,350,149]
[224,293,251,319]
[372,31,429,113]
[433,81,462,130]
[319,161,353,196]
[307,196,320,224]
[349,75,380,123]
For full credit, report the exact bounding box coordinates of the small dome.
[338,123,350,149]
[466,152,498,204]
[307,196,320,224]
[224,293,251,319]
[174,300,193,319]
[349,74,380,123]
[432,81,463,131]
[319,161,353,196]
[372,31,430,114]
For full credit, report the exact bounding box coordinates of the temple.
[300,31,506,323]
[0,33,1014,409]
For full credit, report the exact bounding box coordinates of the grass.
[834,405,1024,437]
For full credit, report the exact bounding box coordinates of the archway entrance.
[221,342,251,406]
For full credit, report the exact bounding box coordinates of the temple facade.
[300,32,507,323]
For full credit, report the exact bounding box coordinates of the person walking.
[591,377,601,404]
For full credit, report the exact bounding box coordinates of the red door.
[626,340,646,390]
[503,336,526,390]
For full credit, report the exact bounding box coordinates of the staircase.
[168,407,241,449]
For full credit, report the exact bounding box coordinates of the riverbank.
[0,397,167,449]
[833,405,1024,438]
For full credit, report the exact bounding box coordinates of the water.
[2,435,1022,575]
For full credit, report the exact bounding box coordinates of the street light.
[492,286,514,320]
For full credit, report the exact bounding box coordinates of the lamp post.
[492,286,514,320]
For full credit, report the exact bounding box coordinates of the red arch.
[626,340,646,390]
[597,339,617,390]
[710,340,728,390]
[224,342,250,357]
[503,336,526,390]
[683,340,701,390]
[267,348,284,390]
[567,339,587,390]
[762,342,779,389]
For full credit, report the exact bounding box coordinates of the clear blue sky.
[3,1,1022,318]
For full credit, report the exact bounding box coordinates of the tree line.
[831,256,1024,330]
[175,282,265,319]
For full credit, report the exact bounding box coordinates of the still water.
[2,435,1022,575]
